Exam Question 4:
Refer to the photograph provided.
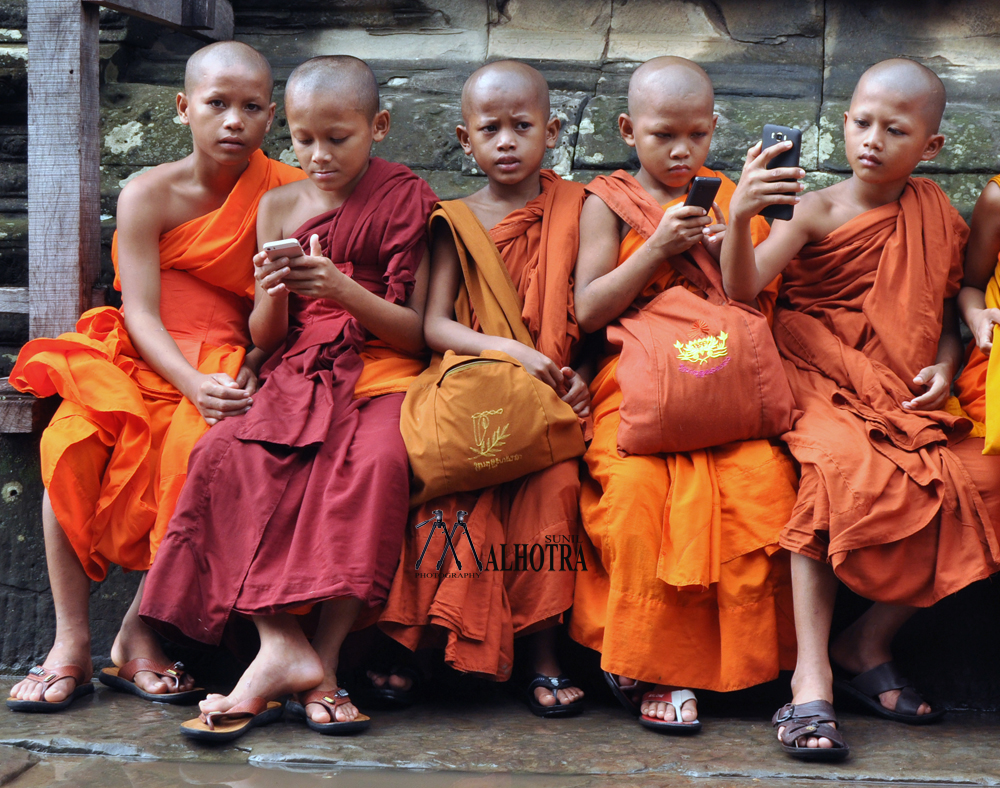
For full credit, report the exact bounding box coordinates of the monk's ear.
[545,115,561,150]
[920,132,945,162]
[263,101,277,135]
[176,92,191,126]
[371,110,391,143]
[618,113,636,148]
[456,124,473,155]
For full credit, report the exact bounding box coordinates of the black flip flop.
[99,659,205,705]
[602,670,644,716]
[180,698,284,743]
[286,689,371,735]
[525,674,584,718]
[833,661,945,724]
[773,700,850,762]
[6,665,94,713]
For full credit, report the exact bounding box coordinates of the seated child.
[569,56,798,733]
[7,41,303,712]
[139,55,437,741]
[954,176,1000,435]
[722,57,1000,760]
[377,60,589,716]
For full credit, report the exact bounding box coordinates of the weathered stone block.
[606,0,823,99]
[487,0,611,63]
[0,213,26,287]
[574,94,818,171]
[377,94,467,171]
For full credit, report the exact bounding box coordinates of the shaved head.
[853,58,946,133]
[184,41,273,98]
[461,60,550,122]
[286,56,380,120]
[628,56,714,118]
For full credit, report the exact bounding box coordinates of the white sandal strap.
[668,689,697,708]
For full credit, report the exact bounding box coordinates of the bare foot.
[8,639,92,704]
[531,628,584,707]
[367,670,413,693]
[640,685,697,722]
[199,625,324,718]
[830,628,932,717]
[304,686,361,724]
[111,614,196,695]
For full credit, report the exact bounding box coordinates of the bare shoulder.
[580,192,622,234]
[792,181,851,243]
[116,159,189,230]
[976,178,1000,211]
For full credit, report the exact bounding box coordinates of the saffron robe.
[569,169,798,692]
[139,158,437,646]
[954,174,1000,450]
[9,150,304,581]
[776,177,1000,607]
[378,171,587,681]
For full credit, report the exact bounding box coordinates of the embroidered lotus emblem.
[675,321,731,377]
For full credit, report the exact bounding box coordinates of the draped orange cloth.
[776,177,1000,607]
[954,174,1000,446]
[9,151,304,581]
[569,169,798,692]
[379,171,587,681]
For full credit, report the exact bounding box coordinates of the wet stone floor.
[1,677,999,787]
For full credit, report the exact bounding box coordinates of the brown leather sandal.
[772,700,850,762]
[287,688,370,735]
[180,697,284,742]
[100,659,205,705]
[6,665,94,713]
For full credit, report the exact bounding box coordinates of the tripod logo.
[414,509,484,572]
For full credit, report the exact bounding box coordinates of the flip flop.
[356,665,422,709]
[99,659,205,705]
[638,688,702,734]
[772,700,850,762]
[525,674,585,718]
[602,670,644,716]
[833,661,945,724]
[6,665,95,713]
[286,689,370,735]
[180,697,284,743]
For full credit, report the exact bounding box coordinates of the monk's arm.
[249,192,291,355]
[574,196,710,332]
[957,180,1000,354]
[115,178,251,424]
[904,298,963,411]
[423,223,565,390]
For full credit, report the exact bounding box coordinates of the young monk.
[139,55,437,740]
[722,58,1000,760]
[6,42,303,712]
[569,56,798,732]
[954,176,1000,438]
[376,60,588,716]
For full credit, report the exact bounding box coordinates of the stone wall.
[3,0,1000,707]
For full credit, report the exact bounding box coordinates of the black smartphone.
[761,124,802,221]
[684,176,722,212]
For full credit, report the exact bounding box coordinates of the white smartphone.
[262,238,305,262]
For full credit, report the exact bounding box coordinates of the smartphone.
[761,124,803,221]
[684,176,722,212]
[262,238,305,262]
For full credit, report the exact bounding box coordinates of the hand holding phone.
[262,238,305,262]
[684,176,722,212]
[760,125,803,221]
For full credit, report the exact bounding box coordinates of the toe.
[335,702,358,723]
[534,687,556,707]
[387,673,413,692]
[306,703,332,724]
[367,671,387,688]
[680,700,698,722]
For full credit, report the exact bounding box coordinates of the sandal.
[99,659,205,705]
[6,665,95,713]
[833,661,944,724]
[602,670,646,716]
[772,700,850,761]
[356,665,422,709]
[525,674,585,718]
[180,697,284,743]
[286,688,370,735]
[638,688,701,734]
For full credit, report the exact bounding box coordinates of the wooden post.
[27,0,101,340]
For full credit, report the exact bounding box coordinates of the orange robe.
[9,150,304,581]
[379,171,587,681]
[954,174,1000,448]
[569,169,798,692]
[776,177,1000,606]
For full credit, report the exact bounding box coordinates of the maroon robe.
[140,158,437,646]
